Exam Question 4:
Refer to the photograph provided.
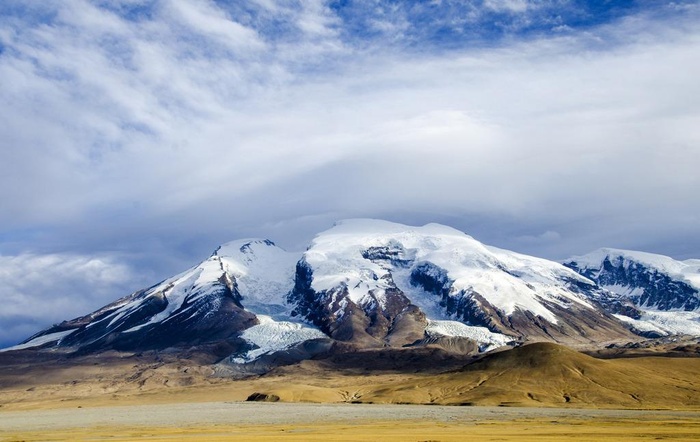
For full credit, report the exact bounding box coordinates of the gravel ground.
[1,402,698,432]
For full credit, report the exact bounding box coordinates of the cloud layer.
[0,252,151,346]
[1,1,699,345]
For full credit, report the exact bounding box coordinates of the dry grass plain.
[1,343,700,440]
[2,402,700,441]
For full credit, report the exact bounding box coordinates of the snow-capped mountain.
[287,220,632,347]
[11,239,322,355]
[9,220,668,360]
[563,249,700,337]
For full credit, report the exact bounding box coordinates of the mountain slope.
[288,219,633,346]
[18,221,699,360]
[13,240,315,354]
[354,342,700,407]
[563,249,700,337]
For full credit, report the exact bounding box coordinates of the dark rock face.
[409,261,633,343]
[409,262,512,335]
[29,287,165,341]
[361,242,414,268]
[506,300,635,343]
[565,257,700,311]
[246,392,280,402]
[409,263,451,299]
[287,258,427,347]
[385,305,428,347]
[97,294,256,352]
[409,335,481,354]
[25,269,258,353]
[286,259,330,332]
[586,290,644,320]
[558,275,644,320]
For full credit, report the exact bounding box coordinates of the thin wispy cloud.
[0,0,698,346]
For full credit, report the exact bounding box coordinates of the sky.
[1,0,699,347]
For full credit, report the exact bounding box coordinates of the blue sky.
[1,0,699,346]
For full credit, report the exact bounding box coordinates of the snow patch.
[614,310,700,336]
[217,239,299,312]
[425,320,514,351]
[0,329,75,352]
[600,284,646,299]
[124,267,204,332]
[231,316,327,363]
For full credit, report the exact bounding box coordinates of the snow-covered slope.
[19,239,304,353]
[564,248,700,337]
[214,239,299,317]
[0,330,75,353]
[230,315,328,363]
[288,219,632,345]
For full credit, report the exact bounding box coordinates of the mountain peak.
[214,238,279,258]
[566,248,700,290]
[328,218,473,239]
[568,248,684,273]
[563,249,700,337]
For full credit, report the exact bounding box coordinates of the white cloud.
[0,1,699,340]
[484,0,531,13]
[516,230,561,244]
[296,0,340,37]
[1,3,698,236]
[0,253,151,347]
[2,5,698,210]
[163,0,266,52]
